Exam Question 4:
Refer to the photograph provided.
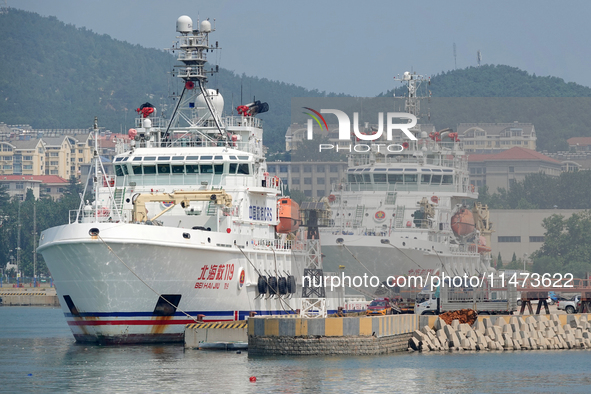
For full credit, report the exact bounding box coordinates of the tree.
[288,189,308,205]
[532,210,591,278]
[496,252,503,270]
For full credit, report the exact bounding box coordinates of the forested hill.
[2,9,591,155]
[0,8,338,154]
[383,65,591,98]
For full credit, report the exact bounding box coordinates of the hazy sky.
[13,0,591,96]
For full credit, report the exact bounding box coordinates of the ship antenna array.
[393,71,432,120]
[166,16,228,145]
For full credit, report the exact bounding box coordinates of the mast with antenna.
[453,43,457,69]
[393,71,431,120]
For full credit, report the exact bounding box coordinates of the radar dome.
[176,16,193,33]
[200,20,212,33]
[195,89,224,120]
[403,71,411,81]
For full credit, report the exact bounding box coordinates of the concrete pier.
[247,314,418,356]
[0,288,59,306]
[185,321,248,349]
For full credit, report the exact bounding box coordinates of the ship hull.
[38,223,303,344]
[320,233,486,295]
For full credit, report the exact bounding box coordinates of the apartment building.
[43,136,72,179]
[0,139,46,176]
[458,122,536,153]
[267,161,348,198]
[468,147,562,192]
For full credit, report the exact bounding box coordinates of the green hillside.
[0,8,339,154]
[2,8,591,154]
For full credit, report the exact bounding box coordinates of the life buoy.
[328,194,336,203]
[237,268,245,290]
[406,221,412,227]
[431,196,439,203]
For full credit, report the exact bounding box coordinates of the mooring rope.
[97,235,199,323]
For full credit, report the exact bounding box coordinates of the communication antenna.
[453,43,457,69]
[0,0,8,15]
[477,50,482,67]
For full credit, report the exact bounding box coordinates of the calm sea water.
[1,307,590,393]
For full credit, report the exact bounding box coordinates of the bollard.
[249,311,257,318]
[197,314,205,323]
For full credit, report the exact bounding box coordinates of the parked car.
[557,295,580,314]
[366,298,396,315]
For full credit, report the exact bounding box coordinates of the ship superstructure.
[320,72,493,294]
[37,16,318,344]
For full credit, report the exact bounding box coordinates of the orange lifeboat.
[276,198,300,234]
[450,207,475,236]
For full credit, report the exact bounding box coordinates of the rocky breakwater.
[409,314,591,352]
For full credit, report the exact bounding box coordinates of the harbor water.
[1,307,590,393]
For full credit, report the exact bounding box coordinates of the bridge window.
[442,175,453,185]
[237,164,250,175]
[186,164,199,174]
[404,174,417,184]
[133,165,142,175]
[348,174,356,183]
[143,165,156,175]
[214,164,224,174]
[157,163,171,174]
[200,164,213,174]
[172,165,184,174]
[431,175,442,185]
[373,174,386,183]
[421,174,431,184]
[229,163,238,174]
[388,174,403,184]
[115,165,123,176]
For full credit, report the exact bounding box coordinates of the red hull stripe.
[67,318,232,326]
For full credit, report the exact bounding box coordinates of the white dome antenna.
[176,15,193,33]
[200,20,212,33]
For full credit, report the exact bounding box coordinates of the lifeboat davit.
[276,198,300,234]
[450,207,475,236]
